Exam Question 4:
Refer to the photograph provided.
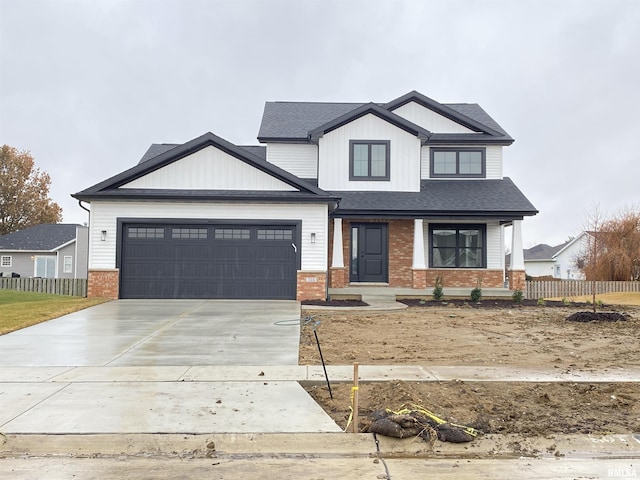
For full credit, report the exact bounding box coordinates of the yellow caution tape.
[343,386,360,432]
[387,403,478,437]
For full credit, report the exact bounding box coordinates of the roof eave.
[73,191,340,204]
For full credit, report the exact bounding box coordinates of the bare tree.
[577,205,640,311]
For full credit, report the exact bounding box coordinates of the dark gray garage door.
[120,223,297,299]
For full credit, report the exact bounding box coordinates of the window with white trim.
[1,255,11,267]
[63,256,73,273]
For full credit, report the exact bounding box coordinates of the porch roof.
[330,178,538,220]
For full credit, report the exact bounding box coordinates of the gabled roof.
[0,224,81,251]
[73,132,337,203]
[384,91,505,137]
[258,91,513,145]
[523,233,588,261]
[258,102,364,141]
[308,102,432,142]
[523,243,565,261]
[139,143,266,163]
[331,178,538,219]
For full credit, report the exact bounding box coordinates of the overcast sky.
[1,0,638,248]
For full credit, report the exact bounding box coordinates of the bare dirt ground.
[300,303,640,435]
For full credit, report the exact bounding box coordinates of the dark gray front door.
[120,223,297,299]
[350,223,388,283]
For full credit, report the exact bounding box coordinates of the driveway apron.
[0,300,341,434]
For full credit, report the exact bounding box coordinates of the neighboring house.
[522,233,588,279]
[0,224,89,279]
[73,90,537,300]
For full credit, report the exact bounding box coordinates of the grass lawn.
[0,290,109,335]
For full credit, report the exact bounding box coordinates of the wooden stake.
[352,362,359,433]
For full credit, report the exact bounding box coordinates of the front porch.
[328,285,514,301]
[328,217,526,295]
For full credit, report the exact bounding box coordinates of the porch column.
[509,220,526,290]
[510,220,525,270]
[412,218,428,289]
[331,218,344,268]
[412,219,426,269]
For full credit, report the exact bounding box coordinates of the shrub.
[470,287,482,302]
[470,277,482,302]
[537,297,546,306]
[512,289,524,304]
[432,275,444,301]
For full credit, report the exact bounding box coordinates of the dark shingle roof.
[238,145,266,161]
[258,102,365,140]
[139,144,179,163]
[524,241,570,261]
[257,91,512,144]
[331,178,537,218]
[0,224,80,251]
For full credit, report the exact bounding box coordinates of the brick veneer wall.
[329,218,415,288]
[508,270,526,291]
[426,269,504,288]
[328,218,507,289]
[88,269,119,299]
[297,271,327,301]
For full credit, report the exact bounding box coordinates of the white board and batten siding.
[317,113,422,192]
[422,221,504,270]
[122,146,297,191]
[88,202,329,271]
[266,144,318,179]
[420,145,503,180]
[392,101,475,134]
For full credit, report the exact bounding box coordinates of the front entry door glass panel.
[350,223,388,283]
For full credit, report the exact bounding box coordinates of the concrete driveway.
[0,300,342,434]
[0,300,301,366]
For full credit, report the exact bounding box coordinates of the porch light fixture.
[101,230,107,241]
[310,232,316,244]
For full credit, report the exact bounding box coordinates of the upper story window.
[1,255,11,267]
[430,148,485,178]
[349,140,390,181]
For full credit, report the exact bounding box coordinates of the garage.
[119,223,298,299]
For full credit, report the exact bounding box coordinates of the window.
[257,229,292,240]
[63,256,73,274]
[172,228,207,239]
[1,255,11,267]
[430,225,486,268]
[431,148,485,178]
[350,140,390,181]
[214,228,250,240]
[35,256,56,278]
[128,227,165,238]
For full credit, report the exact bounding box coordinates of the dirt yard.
[300,302,640,436]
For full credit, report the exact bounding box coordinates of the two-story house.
[73,91,537,300]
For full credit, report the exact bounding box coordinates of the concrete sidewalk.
[2,364,638,436]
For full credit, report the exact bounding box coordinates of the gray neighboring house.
[0,224,89,279]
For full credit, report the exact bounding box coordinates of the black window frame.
[430,147,486,178]
[429,224,487,268]
[349,140,391,181]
